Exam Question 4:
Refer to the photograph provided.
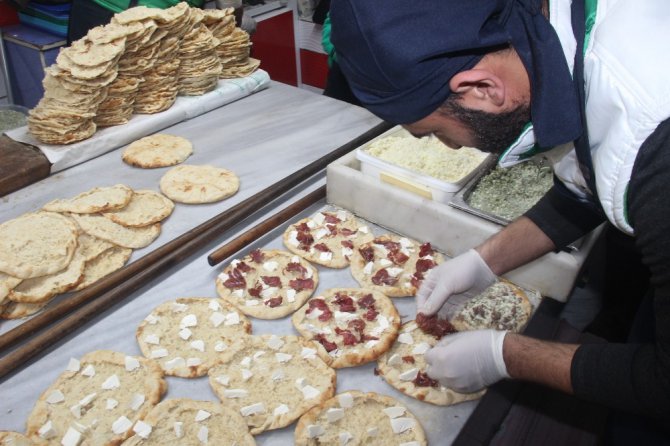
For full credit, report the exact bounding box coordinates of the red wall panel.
[299,49,328,89]
[251,11,298,86]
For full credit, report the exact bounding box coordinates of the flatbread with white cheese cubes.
[294,391,426,446]
[26,350,166,445]
[120,399,255,445]
[0,431,45,445]
[282,209,374,268]
[350,235,444,297]
[377,321,484,406]
[291,288,400,368]
[208,334,336,435]
[451,280,532,333]
[215,249,319,319]
[136,297,252,378]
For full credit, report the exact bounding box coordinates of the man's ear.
[449,69,505,108]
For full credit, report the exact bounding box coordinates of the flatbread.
[69,213,160,249]
[294,391,427,446]
[159,165,239,204]
[377,321,485,406]
[215,249,318,319]
[119,399,255,445]
[0,301,46,319]
[26,350,167,445]
[122,135,193,168]
[451,280,532,333]
[103,190,174,227]
[350,235,443,297]
[282,209,374,268]
[0,273,22,305]
[76,233,115,262]
[136,297,252,378]
[0,212,79,279]
[208,335,336,435]
[73,246,133,291]
[43,184,133,214]
[291,288,400,369]
[0,431,44,445]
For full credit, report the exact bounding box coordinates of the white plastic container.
[355,126,490,203]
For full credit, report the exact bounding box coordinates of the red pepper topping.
[313,243,331,252]
[361,333,379,342]
[419,242,434,258]
[323,213,341,224]
[335,327,358,345]
[262,276,281,287]
[415,258,437,274]
[416,313,457,339]
[333,293,356,312]
[307,298,332,321]
[265,296,283,307]
[364,307,379,321]
[388,250,409,265]
[339,228,357,237]
[347,319,366,333]
[358,293,376,309]
[248,282,263,297]
[371,268,398,286]
[285,262,308,277]
[249,249,264,263]
[222,268,246,289]
[296,230,314,249]
[359,246,375,262]
[410,272,424,288]
[374,239,401,252]
[341,240,354,249]
[289,277,314,291]
[413,371,439,387]
[402,355,416,364]
[236,261,252,273]
[314,334,337,352]
[295,222,310,232]
[326,224,338,236]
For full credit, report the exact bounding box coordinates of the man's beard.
[439,95,531,154]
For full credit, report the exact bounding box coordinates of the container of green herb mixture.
[0,104,29,134]
[464,159,553,222]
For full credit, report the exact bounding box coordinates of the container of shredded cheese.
[355,126,490,203]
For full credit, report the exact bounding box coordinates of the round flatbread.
[69,213,161,249]
[294,391,427,446]
[282,209,374,268]
[0,273,22,305]
[103,190,174,227]
[215,249,318,319]
[377,321,484,406]
[0,212,79,279]
[291,288,400,369]
[136,297,251,378]
[208,335,336,435]
[350,235,443,297]
[73,246,133,291]
[26,351,166,445]
[76,233,115,262]
[122,134,193,168]
[43,184,133,214]
[119,399,255,446]
[451,280,532,333]
[159,165,239,204]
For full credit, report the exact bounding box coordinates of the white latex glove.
[424,329,510,393]
[416,249,496,315]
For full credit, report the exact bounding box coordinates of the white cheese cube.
[312,213,326,225]
[101,374,120,390]
[301,347,317,359]
[81,365,95,377]
[286,290,296,303]
[208,300,222,311]
[273,404,289,417]
[319,252,333,262]
[133,420,152,439]
[266,335,285,350]
[326,407,345,423]
[412,342,431,355]
[144,314,159,324]
[130,393,145,411]
[272,369,285,381]
[301,385,321,400]
[383,406,406,419]
[112,416,133,435]
[214,341,228,352]
[275,352,293,363]
[38,420,56,439]
[173,422,183,438]
[339,431,354,446]
[288,230,300,246]
[179,328,192,340]
[240,402,266,416]
[397,333,414,345]
[195,410,211,422]
[241,369,253,381]
[172,303,188,313]
[186,357,202,367]
[144,334,160,345]
[197,426,208,444]
[180,314,197,328]
[124,356,140,372]
[66,358,80,372]
[209,312,226,327]
[314,228,329,240]
[224,312,241,325]
[46,390,65,404]
[190,340,205,352]
[245,299,260,306]
[106,398,118,410]
[379,258,393,268]
[390,417,416,434]
[232,289,244,298]
[240,356,252,368]
[263,261,279,271]
[387,267,404,277]
[223,389,248,398]
[215,375,230,386]
[363,262,374,275]
[338,393,354,408]
[307,424,325,438]
[61,427,82,446]
[399,368,419,381]
[164,357,186,370]
[387,354,403,366]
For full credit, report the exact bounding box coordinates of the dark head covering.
[330,0,582,149]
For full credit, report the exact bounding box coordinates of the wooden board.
[0,135,50,197]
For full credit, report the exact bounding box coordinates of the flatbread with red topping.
[291,288,400,368]
[216,249,319,319]
[377,321,484,406]
[282,209,374,268]
[350,235,443,297]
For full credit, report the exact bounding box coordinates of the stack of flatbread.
[0,185,174,320]
[121,4,193,114]
[27,36,126,144]
[215,25,259,78]
[177,8,222,96]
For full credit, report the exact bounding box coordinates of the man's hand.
[416,249,496,315]
[424,330,509,393]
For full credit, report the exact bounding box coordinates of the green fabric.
[90,0,202,14]
[584,0,597,53]
[322,13,336,66]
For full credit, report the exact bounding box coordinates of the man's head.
[330,0,582,152]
